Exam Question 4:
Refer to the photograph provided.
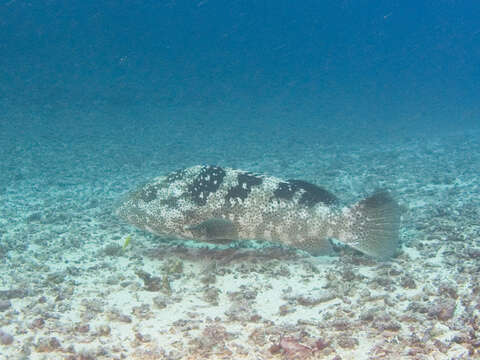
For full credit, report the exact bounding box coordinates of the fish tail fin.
[338,191,401,260]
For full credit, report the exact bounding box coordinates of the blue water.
[2,1,480,194]
[2,0,479,143]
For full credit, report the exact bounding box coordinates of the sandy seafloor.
[0,103,479,359]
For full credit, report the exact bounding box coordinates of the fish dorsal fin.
[187,218,238,243]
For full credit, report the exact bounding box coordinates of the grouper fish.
[115,165,401,259]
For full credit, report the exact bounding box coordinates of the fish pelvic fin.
[338,191,401,260]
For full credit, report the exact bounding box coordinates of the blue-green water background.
[1,4,480,357]
[1,1,479,173]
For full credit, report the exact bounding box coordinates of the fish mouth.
[114,193,147,227]
[115,193,172,237]
[113,193,134,220]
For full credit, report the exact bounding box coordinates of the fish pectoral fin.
[187,218,238,242]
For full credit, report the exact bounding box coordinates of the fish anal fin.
[297,236,334,256]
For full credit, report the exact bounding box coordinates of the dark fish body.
[115,165,401,259]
